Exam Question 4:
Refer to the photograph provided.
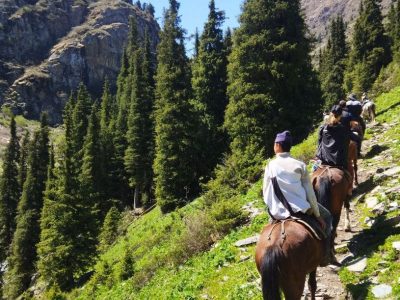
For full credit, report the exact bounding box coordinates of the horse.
[362,101,376,123]
[255,220,324,300]
[312,165,352,240]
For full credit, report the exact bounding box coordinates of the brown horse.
[255,220,324,300]
[312,166,352,244]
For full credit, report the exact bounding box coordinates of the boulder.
[371,284,392,298]
[346,257,367,272]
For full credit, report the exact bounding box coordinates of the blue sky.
[147,0,242,53]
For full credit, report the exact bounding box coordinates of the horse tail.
[260,245,283,300]
[317,176,331,211]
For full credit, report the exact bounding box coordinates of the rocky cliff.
[301,0,392,43]
[0,0,159,124]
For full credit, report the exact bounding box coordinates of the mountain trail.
[304,120,400,300]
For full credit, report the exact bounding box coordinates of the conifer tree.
[80,104,105,225]
[387,0,400,58]
[97,207,121,253]
[0,117,20,264]
[319,16,348,108]
[119,247,135,280]
[124,27,155,208]
[4,114,49,299]
[18,130,30,188]
[37,143,77,290]
[194,28,200,57]
[154,0,199,213]
[344,0,389,92]
[225,0,322,178]
[108,17,140,205]
[191,0,229,181]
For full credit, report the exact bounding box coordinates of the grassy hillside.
[67,87,400,300]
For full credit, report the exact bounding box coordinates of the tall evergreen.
[344,0,389,92]
[192,0,229,181]
[108,17,140,205]
[319,16,348,107]
[225,0,322,178]
[0,117,20,264]
[124,27,155,208]
[154,0,199,213]
[387,0,400,59]
[4,114,49,299]
[37,143,77,291]
[194,27,200,57]
[18,130,30,188]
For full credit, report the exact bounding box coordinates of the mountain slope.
[66,86,400,300]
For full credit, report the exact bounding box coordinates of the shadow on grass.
[376,101,400,117]
[363,144,390,159]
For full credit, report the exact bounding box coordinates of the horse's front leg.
[344,195,351,232]
[308,270,317,300]
[354,160,359,186]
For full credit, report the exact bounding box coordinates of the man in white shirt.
[263,131,333,265]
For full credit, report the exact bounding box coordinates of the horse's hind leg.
[344,195,351,232]
[354,159,358,186]
[308,270,317,300]
[281,274,306,300]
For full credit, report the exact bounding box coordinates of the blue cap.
[275,130,292,144]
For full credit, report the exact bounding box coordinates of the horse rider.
[263,130,333,265]
[339,97,364,156]
[317,105,349,170]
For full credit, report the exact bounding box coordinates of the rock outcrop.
[0,0,159,124]
[301,0,392,43]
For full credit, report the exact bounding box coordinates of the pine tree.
[37,143,77,291]
[225,0,322,179]
[97,207,121,253]
[18,130,30,188]
[194,28,200,57]
[319,16,348,108]
[387,0,400,59]
[153,0,199,213]
[0,117,20,263]
[191,0,229,182]
[4,114,49,299]
[344,0,389,92]
[119,247,135,280]
[124,26,155,209]
[108,17,140,205]
[79,104,105,230]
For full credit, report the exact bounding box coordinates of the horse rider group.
[262,92,372,266]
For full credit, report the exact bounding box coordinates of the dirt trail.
[304,122,385,300]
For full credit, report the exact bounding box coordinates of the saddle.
[268,215,325,242]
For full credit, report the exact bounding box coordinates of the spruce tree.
[124,27,155,209]
[97,207,121,253]
[18,130,30,188]
[79,104,105,250]
[4,114,49,299]
[387,0,400,58]
[0,117,20,263]
[319,16,348,108]
[344,0,389,92]
[191,0,229,181]
[37,148,77,290]
[225,0,322,178]
[153,0,199,213]
[194,28,200,57]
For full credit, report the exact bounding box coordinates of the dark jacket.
[317,123,349,169]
